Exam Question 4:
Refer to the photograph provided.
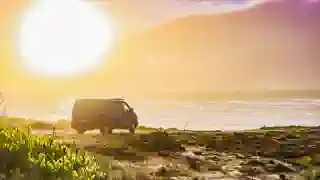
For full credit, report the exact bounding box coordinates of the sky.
[94,0,273,31]
[1,0,320,119]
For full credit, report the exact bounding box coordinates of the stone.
[227,170,243,178]
[222,164,242,172]
[193,150,203,156]
[240,166,265,175]
[135,171,152,180]
[279,173,291,180]
[206,160,222,171]
[234,153,245,159]
[265,164,278,172]
[246,158,265,166]
[244,177,261,180]
[198,171,225,179]
[205,155,221,161]
[262,174,281,180]
[0,174,5,180]
[158,151,171,157]
[269,160,297,173]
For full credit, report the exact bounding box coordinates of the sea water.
[131,99,320,131]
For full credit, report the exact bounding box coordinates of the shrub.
[136,126,156,131]
[0,128,107,179]
[301,167,320,180]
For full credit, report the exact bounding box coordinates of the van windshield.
[122,101,132,112]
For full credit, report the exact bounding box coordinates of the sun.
[16,0,114,77]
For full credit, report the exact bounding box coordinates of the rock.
[187,158,203,171]
[205,155,221,161]
[262,174,281,180]
[197,171,225,179]
[240,166,265,175]
[227,170,243,178]
[225,155,237,161]
[154,166,168,176]
[246,157,265,166]
[251,166,265,174]
[187,140,198,145]
[198,155,206,161]
[279,173,291,180]
[221,164,242,172]
[244,177,261,180]
[234,153,245,159]
[268,160,296,173]
[206,148,214,151]
[158,151,171,157]
[181,152,207,171]
[141,131,183,152]
[0,174,5,180]
[181,152,196,158]
[151,164,192,178]
[170,177,192,180]
[206,160,222,171]
[181,151,224,172]
[135,171,152,180]
[221,152,227,156]
[264,164,278,172]
[172,153,184,160]
[193,150,203,156]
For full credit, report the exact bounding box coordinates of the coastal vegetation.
[0,116,320,179]
[0,128,107,179]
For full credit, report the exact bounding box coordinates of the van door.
[105,101,124,120]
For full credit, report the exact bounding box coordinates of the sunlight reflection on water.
[131,99,320,131]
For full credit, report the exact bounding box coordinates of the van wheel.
[100,126,112,135]
[76,129,85,134]
[129,125,136,134]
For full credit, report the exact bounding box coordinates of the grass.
[0,117,70,129]
[0,128,108,179]
[135,125,157,131]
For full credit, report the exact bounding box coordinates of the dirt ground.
[49,130,317,180]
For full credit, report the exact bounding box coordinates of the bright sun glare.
[17,0,114,77]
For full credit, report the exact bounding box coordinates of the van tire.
[100,126,112,135]
[76,129,85,135]
[129,124,136,134]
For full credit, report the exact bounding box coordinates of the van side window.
[122,102,130,112]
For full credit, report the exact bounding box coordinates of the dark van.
[71,98,138,135]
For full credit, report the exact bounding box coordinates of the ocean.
[129,98,320,131]
[7,96,320,131]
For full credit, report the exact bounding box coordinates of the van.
[71,98,138,135]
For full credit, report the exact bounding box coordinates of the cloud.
[93,0,278,31]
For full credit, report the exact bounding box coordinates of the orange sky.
[0,0,269,100]
[1,0,320,118]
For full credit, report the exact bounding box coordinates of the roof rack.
[75,97,125,101]
[107,98,125,101]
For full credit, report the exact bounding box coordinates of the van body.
[71,98,138,134]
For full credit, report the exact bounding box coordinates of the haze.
[1,0,320,119]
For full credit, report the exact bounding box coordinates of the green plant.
[0,128,107,179]
[301,167,320,180]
